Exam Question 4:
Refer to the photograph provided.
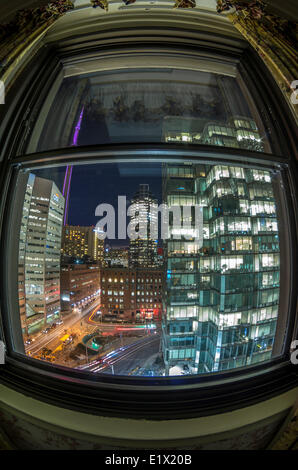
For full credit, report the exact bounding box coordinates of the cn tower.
[62,106,84,225]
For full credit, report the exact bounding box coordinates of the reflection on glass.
[30,69,271,153]
[17,161,280,375]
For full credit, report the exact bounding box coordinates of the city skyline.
[35,163,163,247]
[18,157,281,376]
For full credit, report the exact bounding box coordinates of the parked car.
[56,319,63,325]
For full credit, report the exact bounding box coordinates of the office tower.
[201,117,263,152]
[18,173,35,334]
[18,174,65,335]
[163,116,264,152]
[62,225,104,265]
[104,247,129,267]
[162,163,280,375]
[229,117,264,152]
[129,184,159,268]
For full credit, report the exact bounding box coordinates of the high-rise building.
[129,184,160,268]
[162,163,280,375]
[104,247,129,267]
[62,225,104,265]
[163,116,264,152]
[18,173,35,333]
[18,174,65,335]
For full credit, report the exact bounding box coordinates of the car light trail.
[80,336,160,373]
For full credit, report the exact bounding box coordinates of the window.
[3,155,291,378]
[27,66,272,155]
[0,36,296,424]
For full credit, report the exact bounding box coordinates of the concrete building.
[18,174,65,335]
[100,267,163,322]
[18,173,35,334]
[62,225,104,265]
[104,247,129,268]
[60,263,100,313]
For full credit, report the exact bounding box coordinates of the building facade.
[100,267,163,322]
[162,162,280,375]
[60,263,100,312]
[129,184,160,269]
[164,116,264,153]
[62,225,104,265]
[104,247,129,267]
[18,174,65,335]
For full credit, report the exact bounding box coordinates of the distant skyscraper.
[104,247,129,267]
[62,225,104,265]
[129,184,159,269]
[162,163,279,375]
[18,174,65,335]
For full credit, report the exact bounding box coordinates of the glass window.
[27,68,271,155]
[9,159,287,377]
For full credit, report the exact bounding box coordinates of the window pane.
[28,68,271,154]
[14,160,283,376]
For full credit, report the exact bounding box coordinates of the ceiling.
[0,0,297,24]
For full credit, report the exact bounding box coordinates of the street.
[25,297,102,356]
[77,334,161,375]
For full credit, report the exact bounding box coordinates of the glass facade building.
[162,162,280,375]
[129,184,160,269]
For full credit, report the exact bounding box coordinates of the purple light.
[63,106,84,224]
[72,106,84,147]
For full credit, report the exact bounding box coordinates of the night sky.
[33,69,254,248]
[33,71,252,248]
[35,163,162,247]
